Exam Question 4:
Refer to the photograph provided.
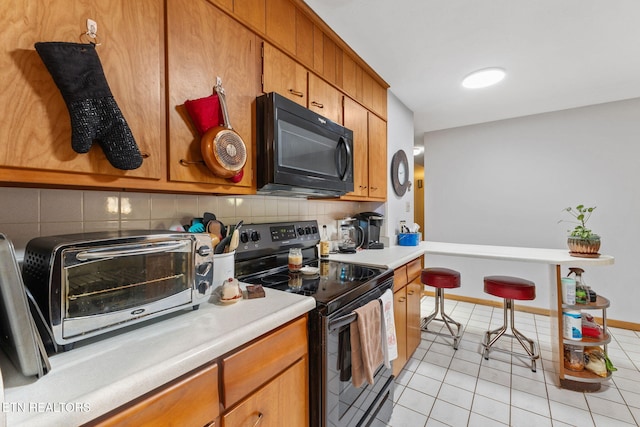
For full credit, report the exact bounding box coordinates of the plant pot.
[567,236,601,258]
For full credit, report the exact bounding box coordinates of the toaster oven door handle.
[75,241,190,261]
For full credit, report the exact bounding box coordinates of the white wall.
[422,97,640,322]
[384,91,415,244]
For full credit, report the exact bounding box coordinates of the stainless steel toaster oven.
[22,230,214,351]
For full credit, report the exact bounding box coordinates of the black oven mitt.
[34,42,143,170]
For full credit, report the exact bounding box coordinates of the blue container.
[398,233,420,246]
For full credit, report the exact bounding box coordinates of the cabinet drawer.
[393,266,408,292]
[407,258,423,282]
[89,363,219,427]
[222,358,308,427]
[222,316,308,407]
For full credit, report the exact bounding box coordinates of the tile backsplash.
[0,187,382,254]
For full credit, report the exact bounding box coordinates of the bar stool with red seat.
[420,267,462,349]
[483,275,539,372]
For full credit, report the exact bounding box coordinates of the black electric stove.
[234,220,395,427]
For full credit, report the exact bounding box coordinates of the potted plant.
[559,204,601,257]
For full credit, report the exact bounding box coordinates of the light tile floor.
[388,296,640,426]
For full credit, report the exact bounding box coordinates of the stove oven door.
[323,285,394,427]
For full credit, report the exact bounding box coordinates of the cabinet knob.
[288,89,304,97]
[311,101,324,109]
[398,297,406,303]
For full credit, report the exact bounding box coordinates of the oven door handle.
[328,312,358,333]
[75,241,190,261]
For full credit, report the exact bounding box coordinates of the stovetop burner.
[234,220,393,314]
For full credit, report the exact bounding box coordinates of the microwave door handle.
[335,137,352,181]
[75,241,190,261]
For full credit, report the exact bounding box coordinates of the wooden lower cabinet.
[392,257,423,377]
[222,358,307,426]
[88,316,309,426]
[88,363,220,427]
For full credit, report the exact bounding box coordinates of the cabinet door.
[262,43,307,106]
[406,278,423,358]
[222,358,308,427]
[166,0,258,186]
[393,287,408,378]
[343,98,368,197]
[266,0,296,54]
[234,0,266,33]
[308,73,342,124]
[91,363,219,427]
[367,113,387,199]
[0,0,163,180]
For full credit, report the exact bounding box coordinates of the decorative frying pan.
[201,81,247,178]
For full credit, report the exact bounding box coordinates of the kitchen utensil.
[203,212,216,227]
[207,219,224,240]
[214,234,232,254]
[201,81,247,178]
[226,229,239,253]
[210,235,220,248]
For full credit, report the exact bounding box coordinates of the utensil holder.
[213,251,235,287]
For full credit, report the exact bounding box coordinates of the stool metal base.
[482,299,539,372]
[421,288,462,349]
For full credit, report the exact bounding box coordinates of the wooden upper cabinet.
[343,97,368,198]
[166,0,258,186]
[363,72,388,118]
[266,0,296,55]
[233,0,266,34]
[367,113,387,200]
[262,42,307,107]
[0,0,163,180]
[308,73,342,124]
[295,9,314,68]
[208,0,232,12]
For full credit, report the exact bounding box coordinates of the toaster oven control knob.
[250,231,260,242]
[197,262,212,276]
[197,245,212,257]
[197,281,209,295]
[240,231,249,243]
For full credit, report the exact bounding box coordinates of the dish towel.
[379,289,398,368]
[350,300,384,388]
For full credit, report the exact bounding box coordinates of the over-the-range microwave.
[256,92,354,198]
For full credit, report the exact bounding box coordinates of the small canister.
[563,310,583,340]
[564,344,584,371]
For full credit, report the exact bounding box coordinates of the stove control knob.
[305,226,312,235]
[297,227,304,236]
[251,231,260,242]
[240,231,249,243]
[311,226,318,234]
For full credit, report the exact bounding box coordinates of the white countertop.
[328,242,428,269]
[0,287,315,427]
[422,241,614,266]
[328,241,614,269]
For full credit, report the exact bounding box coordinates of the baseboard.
[422,290,640,332]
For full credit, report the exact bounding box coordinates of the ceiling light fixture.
[462,67,506,89]
[413,146,424,156]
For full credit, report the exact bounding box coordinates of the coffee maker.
[355,212,384,249]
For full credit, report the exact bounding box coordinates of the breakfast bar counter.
[332,240,615,390]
